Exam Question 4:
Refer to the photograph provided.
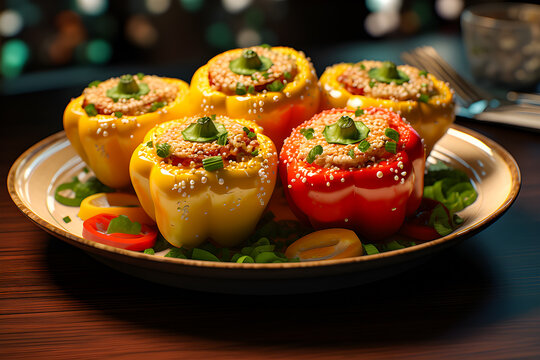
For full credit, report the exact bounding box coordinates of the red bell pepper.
[279,107,425,241]
[399,198,454,241]
[82,213,157,251]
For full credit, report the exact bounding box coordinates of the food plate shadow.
[46,237,495,345]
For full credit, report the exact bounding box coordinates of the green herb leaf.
[299,127,315,140]
[137,72,145,79]
[359,63,366,70]
[114,111,123,118]
[369,81,376,88]
[358,140,370,152]
[192,248,220,262]
[55,176,114,207]
[150,101,166,112]
[385,128,400,142]
[251,149,259,156]
[143,248,155,255]
[182,116,228,143]
[243,126,256,139]
[202,156,224,171]
[153,234,170,252]
[419,70,428,77]
[84,104,97,116]
[348,148,355,158]
[237,255,255,263]
[156,143,171,158]
[283,71,292,80]
[88,80,101,88]
[363,244,379,255]
[259,43,271,49]
[323,116,370,144]
[62,216,71,223]
[418,94,430,103]
[146,141,153,148]
[247,84,255,94]
[165,247,187,258]
[236,82,247,95]
[217,132,228,146]
[385,141,397,154]
[429,204,453,237]
[262,72,270,79]
[251,74,258,81]
[267,79,285,92]
[368,61,410,84]
[306,145,323,164]
[107,215,141,235]
[355,108,364,116]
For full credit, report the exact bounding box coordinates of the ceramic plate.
[8,124,520,294]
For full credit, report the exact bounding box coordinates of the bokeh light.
[1,39,30,77]
[435,0,464,20]
[222,0,253,14]
[206,22,235,49]
[179,0,204,12]
[236,28,261,47]
[0,9,24,37]
[146,0,172,15]
[76,0,108,16]
[126,15,158,47]
[86,39,112,64]
[366,0,402,12]
[365,10,400,37]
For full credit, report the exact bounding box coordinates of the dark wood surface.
[1,87,540,359]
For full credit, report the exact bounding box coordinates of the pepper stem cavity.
[182,116,228,143]
[337,116,360,140]
[242,49,262,69]
[118,74,140,94]
[323,115,370,145]
[196,116,219,138]
[229,48,273,75]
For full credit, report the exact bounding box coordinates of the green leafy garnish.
[247,84,255,94]
[418,94,430,103]
[348,148,355,158]
[114,111,123,118]
[236,82,247,95]
[88,80,101,88]
[237,255,255,263]
[323,115,370,145]
[385,128,400,142]
[368,61,410,85]
[251,149,259,156]
[358,140,370,152]
[146,141,153,148]
[137,72,145,79]
[359,63,366,70]
[267,79,285,92]
[283,71,292,80]
[192,248,220,262]
[84,104,98,116]
[217,132,228,146]
[243,126,256,139]
[150,101,166,112]
[182,116,228,143]
[429,204,453,237]
[385,141,397,154]
[419,70,428,77]
[55,176,113,207]
[306,145,323,164]
[165,247,187,259]
[107,215,141,235]
[62,216,71,223]
[299,127,315,140]
[259,43,271,49]
[144,248,155,255]
[355,108,364,116]
[363,244,379,255]
[156,143,171,158]
[202,156,224,171]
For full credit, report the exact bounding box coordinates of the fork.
[401,46,540,129]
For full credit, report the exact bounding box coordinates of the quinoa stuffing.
[208,46,298,95]
[338,60,436,101]
[285,109,400,169]
[83,75,178,116]
[153,116,260,168]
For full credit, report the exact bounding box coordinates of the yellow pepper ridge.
[187,46,320,149]
[130,117,278,249]
[63,78,191,189]
[319,63,455,154]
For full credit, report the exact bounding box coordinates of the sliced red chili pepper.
[82,213,158,251]
[399,198,452,241]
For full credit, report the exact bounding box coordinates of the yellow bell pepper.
[319,63,455,154]
[129,116,278,249]
[186,46,320,149]
[285,229,363,261]
[78,192,154,225]
[63,77,190,189]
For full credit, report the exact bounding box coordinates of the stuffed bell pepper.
[187,45,320,149]
[64,74,190,189]
[130,115,277,248]
[280,107,425,241]
[319,61,455,154]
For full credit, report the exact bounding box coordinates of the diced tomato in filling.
[337,75,365,96]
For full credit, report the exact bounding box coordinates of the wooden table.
[1,88,540,359]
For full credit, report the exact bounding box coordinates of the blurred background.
[0,0,504,95]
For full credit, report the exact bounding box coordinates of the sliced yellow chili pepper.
[319,63,455,154]
[186,46,320,149]
[285,229,363,261]
[64,77,190,189]
[78,192,154,225]
[129,117,278,249]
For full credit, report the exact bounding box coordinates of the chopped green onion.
[363,244,379,255]
[243,126,256,139]
[259,43,271,49]
[217,132,228,146]
[419,70,428,77]
[144,248,155,255]
[262,72,270,79]
[355,108,364,116]
[137,72,145,79]
[299,127,314,140]
[385,141,397,154]
[107,215,141,235]
[202,156,224,171]
[359,63,366,70]
[358,140,370,152]
[165,248,187,258]
[62,216,71,223]
[306,145,323,164]
[382,240,405,251]
[369,81,376,88]
[82,167,89,173]
[236,82,247,95]
[283,71,291,80]
[156,143,171,158]
[385,128,400,142]
[88,80,101,88]
[418,94,430,103]
[247,84,255,94]
[267,79,284,92]
[84,104,97,116]
[150,101,166,112]
[146,141,153,148]
[251,74,258,81]
[114,111,123,118]
[348,148,355,158]
[251,149,259,156]
[192,248,220,262]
